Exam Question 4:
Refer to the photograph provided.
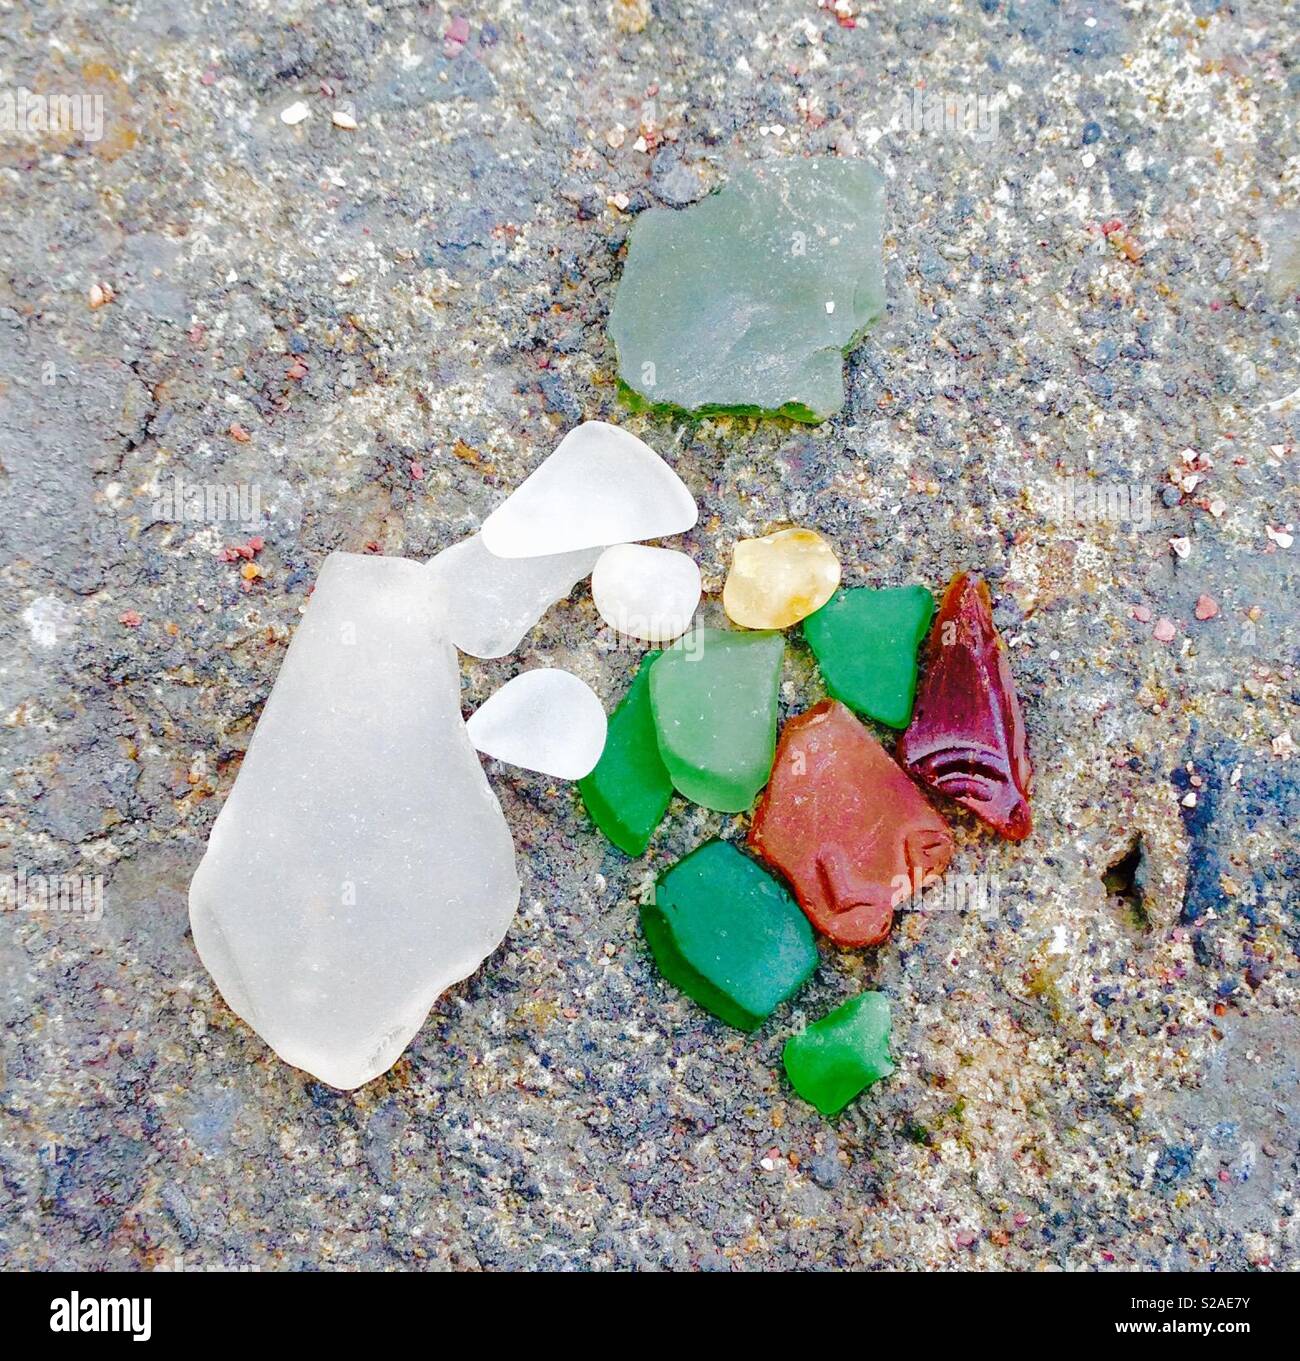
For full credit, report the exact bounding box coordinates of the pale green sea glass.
[609,158,886,424]
[649,628,783,813]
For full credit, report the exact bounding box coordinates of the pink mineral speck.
[445,15,470,55]
[1195,594,1219,620]
[1153,618,1176,642]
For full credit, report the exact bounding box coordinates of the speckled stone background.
[1,0,1297,1271]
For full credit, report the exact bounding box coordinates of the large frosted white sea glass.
[189,553,520,1089]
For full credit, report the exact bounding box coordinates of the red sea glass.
[748,700,954,947]
[898,572,1033,841]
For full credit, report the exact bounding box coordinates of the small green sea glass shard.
[609,158,886,424]
[642,839,818,1030]
[803,585,935,729]
[649,628,784,813]
[578,654,673,856]
[783,990,895,1116]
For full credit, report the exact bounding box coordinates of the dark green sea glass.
[578,654,673,856]
[803,585,934,729]
[642,839,817,1031]
[783,991,895,1116]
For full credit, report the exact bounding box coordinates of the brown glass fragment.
[748,700,953,947]
[898,572,1033,841]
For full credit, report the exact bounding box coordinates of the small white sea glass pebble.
[467,669,607,779]
[480,421,697,559]
[591,543,701,643]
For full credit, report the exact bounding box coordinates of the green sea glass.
[577,654,673,856]
[783,991,895,1116]
[609,159,886,424]
[803,585,935,729]
[642,839,817,1030]
[649,628,783,813]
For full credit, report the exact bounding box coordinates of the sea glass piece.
[722,527,841,629]
[898,572,1033,840]
[480,421,697,559]
[609,158,886,423]
[428,534,600,659]
[649,628,784,813]
[803,585,935,729]
[189,553,520,1090]
[592,543,701,643]
[577,654,674,856]
[748,699,953,947]
[467,668,606,780]
[783,991,895,1116]
[642,839,817,1030]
